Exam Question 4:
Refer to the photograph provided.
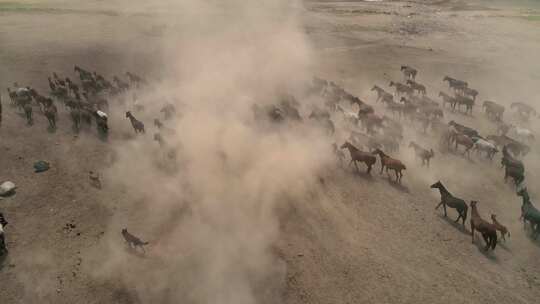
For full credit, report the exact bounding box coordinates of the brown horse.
[490,214,509,242]
[452,133,474,157]
[341,142,377,174]
[470,201,497,251]
[373,149,406,182]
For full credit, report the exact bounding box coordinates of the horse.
[448,121,480,138]
[472,138,498,160]
[23,103,33,125]
[430,181,468,226]
[371,85,393,103]
[482,101,504,121]
[126,111,145,134]
[44,102,58,130]
[517,189,540,239]
[406,80,426,95]
[373,149,406,182]
[70,106,82,132]
[510,102,536,118]
[389,81,414,96]
[509,125,534,142]
[451,133,474,157]
[461,87,479,101]
[504,165,524,187]
[490,214,509,242]
[443,76,468,92]
[439,91,456,108]
[340,142,377,174]
[409,141,434,167]
[501,145,524,172]
[400,65,417,80]
[358,113,383,134]
[454,95,474,115]
[469,201,498,251]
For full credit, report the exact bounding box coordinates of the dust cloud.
[87,1,332,303]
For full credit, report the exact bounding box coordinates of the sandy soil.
[1,0,540,303]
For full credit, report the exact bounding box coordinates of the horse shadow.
[384,178,410,193]
[474,241,499,262]
[353,170,376,182]
[0,253,8,271]
[124,245,147,258]
[47,126,57,133]
[437,214,469,235]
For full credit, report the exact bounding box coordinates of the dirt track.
[1,1,540,303]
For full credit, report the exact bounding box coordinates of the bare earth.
[1,0,540,303]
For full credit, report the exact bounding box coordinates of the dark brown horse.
[470,201,497,251]
[340,142,377,174]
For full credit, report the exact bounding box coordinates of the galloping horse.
[470,201,498,251]
[430,181,468,226]
[517,189,540,239]
[340,142,377,174]
[373,149,406,182]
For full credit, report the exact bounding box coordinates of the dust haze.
[2,0,540,303]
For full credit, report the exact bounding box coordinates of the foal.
[490,214,509,242]
[470,201,497,251]
[430,181,468,226]
[408,141,435,167]
[373,148,406,182]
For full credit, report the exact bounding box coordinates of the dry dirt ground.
[1,0,540,303]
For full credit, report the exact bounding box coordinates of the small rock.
[33,160,50,173]
[0,181,16,197]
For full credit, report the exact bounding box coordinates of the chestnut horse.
[373,148,406,182]
[470,201,497,251]
[490,214,509,242]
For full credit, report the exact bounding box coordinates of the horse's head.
[470,200,478,208]
[371,86,376,91]
[389,81,394,86]
[125,111,131,118]
[430,181,441,189]
[400,65,406,71]
[340,142,349,149]
[490,214,497,220]
[443,76,450,81]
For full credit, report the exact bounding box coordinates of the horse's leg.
[354,160,360,173]
[435,201,443,210]
[471,223,475,243]
[395,169,399,182]
[484,233,492,251]
[443,203,447,217]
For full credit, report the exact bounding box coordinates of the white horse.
[510,125,535,142]
[473,138,499,160]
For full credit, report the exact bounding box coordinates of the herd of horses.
[1,66,175,140]
[1,64,539,256]
[308,65,539,252]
